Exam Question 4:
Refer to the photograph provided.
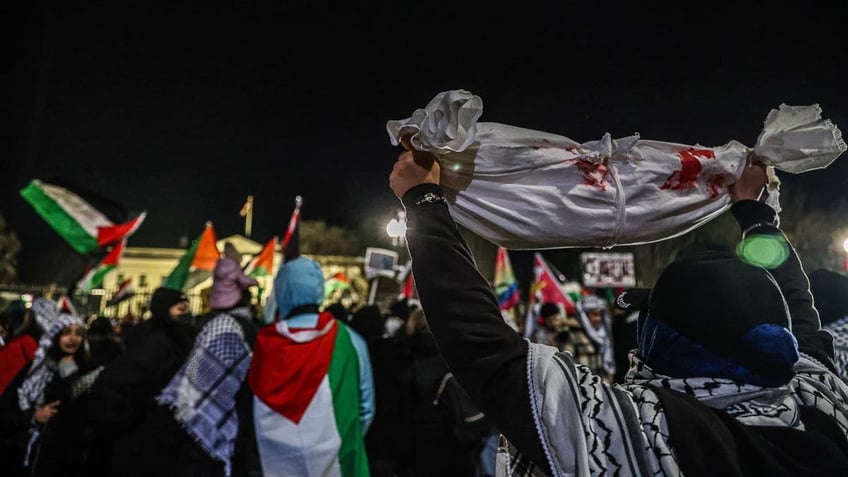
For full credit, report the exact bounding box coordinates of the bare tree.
[777,193,848,273]
[0,213,21,284]
[629,190,848,286]
[299,220,362,256]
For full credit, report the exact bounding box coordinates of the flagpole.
[240,195,254,237]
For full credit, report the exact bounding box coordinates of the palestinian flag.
[395,260,417,302]
[325,272,354,301]
[20,179,146,254]
[57,295,78,316]
[106,278,135,307]
[248,313,369,477]
[523,252,579,339]
[164,222,220,290]
[494,246,520,310]
[246,236,277,278]
[76,239,127,291]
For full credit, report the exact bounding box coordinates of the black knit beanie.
[647,249,791,359]
[150,287,187,319]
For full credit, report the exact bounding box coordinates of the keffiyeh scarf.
[501,349,848,476]
[824,316,848,385]
[18,301,84,411]
[575,302,616,377]
[157,308,252,477]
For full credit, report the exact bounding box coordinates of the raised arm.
[391,147,550,471]
[728,159,836,371]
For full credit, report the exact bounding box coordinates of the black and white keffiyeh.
[18,299,84,411]
[157,308,252,477]
[825,316,848,385]
[575,296,616,376]
[500,345,848,476]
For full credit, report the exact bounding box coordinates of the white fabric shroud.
[386,90,846,250]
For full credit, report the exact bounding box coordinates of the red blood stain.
[660,148,716,192]
[576,159,609,190]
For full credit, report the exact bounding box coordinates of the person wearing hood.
[156,242,261,477]
[86,287,197,477]
[247,256,375,477]
[389,142,848,475]
[0,297,101,476]
[86,315,123,367]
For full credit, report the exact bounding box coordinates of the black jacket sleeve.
[401,183,550,473]
[730,200,836,372]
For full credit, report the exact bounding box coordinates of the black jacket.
[86,316,196,477]
[0,357,101,477]
[400,183,842,476]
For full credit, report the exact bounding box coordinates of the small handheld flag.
[164,222,220,290]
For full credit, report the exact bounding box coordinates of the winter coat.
[402,183,848,476]
[0,357,102,477]
[86,316,196,477]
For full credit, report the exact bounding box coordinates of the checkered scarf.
[157,307,252,477]
[18,299,84,411]
[500,350,848,476]
[825,316,848,385]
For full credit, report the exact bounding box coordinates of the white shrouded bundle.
[386,90,846,250]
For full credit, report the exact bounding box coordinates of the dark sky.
[4,2,847,285]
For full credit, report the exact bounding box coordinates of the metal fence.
[2,278,408,321]
[0,283,205,321]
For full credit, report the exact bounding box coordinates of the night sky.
[4,3,847,285]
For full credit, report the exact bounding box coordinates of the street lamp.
[386,210,407,247]
[842,236,848,271]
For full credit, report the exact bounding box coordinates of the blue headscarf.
[263,257,324,322]
[637,311,799,387]
[631,249,801,387]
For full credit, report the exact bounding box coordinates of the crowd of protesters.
[3,150,848,476]
[0,241,525,477]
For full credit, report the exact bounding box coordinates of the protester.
[530,301,606,381]
[0,298,101,476]
[157,242,261,477]
[809,268,848,384]
[0,299,41,396]
[383,298,410,338]
[210,243,258,305]
[349,303,415,477]
[574,294,615,381]
[86,287,197,477]
[405,307,481,476]
[528,302,567,350]
[389,141,848,475]
[248,256,375,477]
[325,301,351,322]
[86,315,123,367]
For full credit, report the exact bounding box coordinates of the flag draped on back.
[164,222,220,290]
[76,239,127,291]
[494,246,520,310]
[524,253,578,339]
[246,236,278,278]
[248,314,370,477]
[20,179,146,255]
